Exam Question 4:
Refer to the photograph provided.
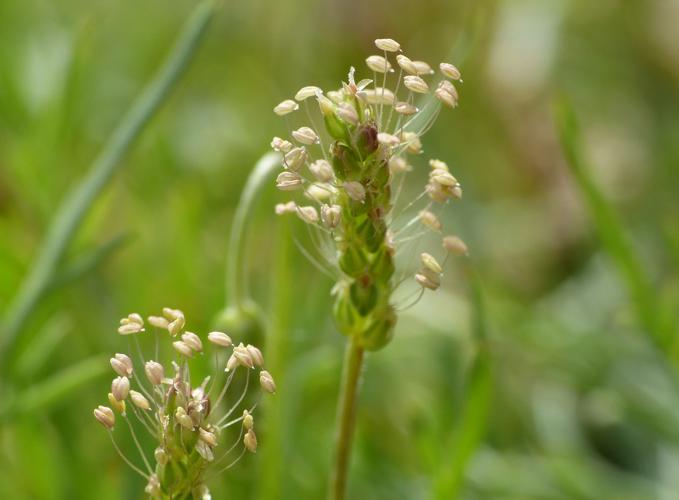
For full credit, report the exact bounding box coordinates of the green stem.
[0,0,217,366]
[330,338,365,500]
[225,152,281,305]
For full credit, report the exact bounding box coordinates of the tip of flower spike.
[292,126,320,145]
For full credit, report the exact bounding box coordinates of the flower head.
[94,308,275,497]
[269,39,468,349]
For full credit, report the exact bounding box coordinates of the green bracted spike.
[338,244,367,277]
[331,127,397,351]
[332,142,362,180]
[360,305,396,351]
[349,280,378,317]
[324,113,351,143]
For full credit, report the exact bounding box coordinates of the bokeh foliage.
[1,0,678,498]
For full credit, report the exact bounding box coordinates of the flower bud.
[292,126,319,145]
[162,307,184,320]
[233,343,255,368]
[225,353,238,372]
[284,147,307,172]
[440,62,462,80]
[419,210,442,232]
[394,101,418,115]
[321,204,341,229]
[363,88,395,105]
[145,360,164,385]
[336,102,359,126]
[415,269,441,290]
[242,410,254,430]
[435,85,458,108]
[168,315,185,336]
[309,159,334,183]
[147,315,169,329]
[271,136,293,153]
[181,331,203,353]
[275,201,297,215]
[431,170,458,187]
[442,235,468,256]
[305,183,335,203]
[110,353,133,377]
[246,345,264,367]
[413,60,434,75]
[124,313,144,326]
[295,85,323,101]
[276,171,303,191]
[130,390,151,410]
[420,252,443,274]
[344,181,366,202]
[259,370,277,394]
[207,331,232,347]
[374,38,400,52]
[273,99,299,116]
[175,407,194,430]
[404,75,429,94]
[108,392,126,414]
[365,55,393,73]
[388,156,410,174]
[429,158,449,171]
[94,405,115,429]
[396,54,418,75]
[296,205,319,224]
[244,429,258,453]
[199,428,218,447]
[111,376,130,401]
[377,132,400,147]
[173,340,193,358]
[401,131,422,154]
[117,323,143,335]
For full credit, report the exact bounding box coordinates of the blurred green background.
[1,0,679,498]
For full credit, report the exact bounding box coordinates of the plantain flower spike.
[270,39,466,350]
[93,308,276,498]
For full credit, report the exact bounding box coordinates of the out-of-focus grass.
[1,0,679,499]
[555,97,673,353]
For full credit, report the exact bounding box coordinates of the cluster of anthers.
[270,38,468,343]
[93,308,275,499]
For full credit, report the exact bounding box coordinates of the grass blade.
[432,263,492,499]
[0,355,108,421]
[0,0,217,365]
[554,97,671,352]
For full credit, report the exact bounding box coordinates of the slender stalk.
[108,431,149,479]
[124,414,154,474]
[329,338,365,500]
[0,0,216,367]
[216,370,250,426]
[225,152,281,305]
